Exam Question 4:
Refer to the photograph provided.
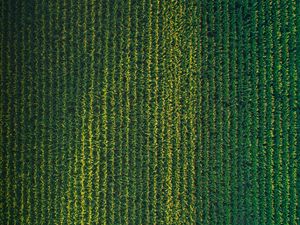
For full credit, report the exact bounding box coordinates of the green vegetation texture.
[1,0,299,224]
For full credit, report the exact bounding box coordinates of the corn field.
[1,0,299,224]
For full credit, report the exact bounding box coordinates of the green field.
[1,0,299,224]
